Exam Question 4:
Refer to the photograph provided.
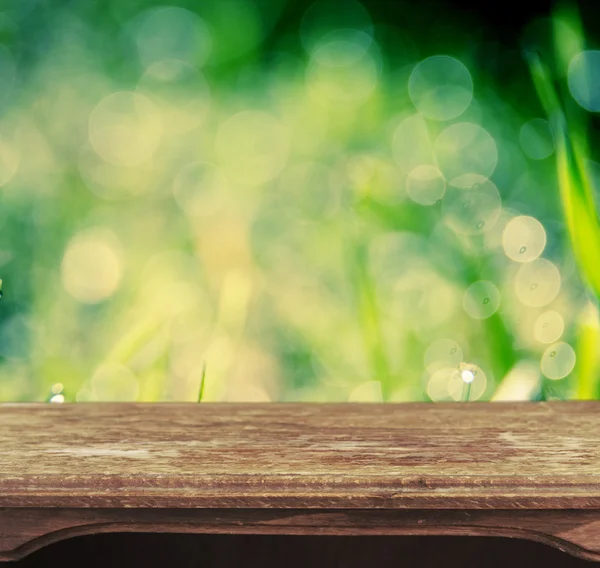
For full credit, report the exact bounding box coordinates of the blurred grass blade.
[526,50,600,300]
[197,362,207,403]
[527,43,600,399]
[492,361,541,401]
[575,302,600,399]
[105,315,163,365]
[526,50,563,121]
[344,224,393,400]
[460,378,471,402]
[552,1,585,76]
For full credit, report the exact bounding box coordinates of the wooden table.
[2,402,600,566]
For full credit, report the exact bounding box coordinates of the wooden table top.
[2,401,600,509]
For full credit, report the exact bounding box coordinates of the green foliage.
[526,3,600,398]
[0,0,596,402]
[526,50,600,300]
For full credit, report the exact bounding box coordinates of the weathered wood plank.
[2,402,600,561]
[2,402,600,509]
[3,508,600,562]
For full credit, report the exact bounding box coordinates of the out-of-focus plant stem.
[575,302,600,399]
[526,20,600,398]
[526,51,600,302]
[105,314,164,365]
[344,221,393,400]
[197,362,207,402]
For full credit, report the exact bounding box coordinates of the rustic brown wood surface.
[2,402,600,562]
[3,402,600,509]
[5,507,600,562]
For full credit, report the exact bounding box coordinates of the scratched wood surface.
[2,401,600,509]
[3,402,600,563]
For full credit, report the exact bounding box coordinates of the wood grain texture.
[2,402,600,509]
[3,402,600,561]
[4,508,600,562]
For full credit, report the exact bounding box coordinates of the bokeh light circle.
[426,367,457,401]
[463,280,501,319]
[408,55,473,121]
[514,258,561,307]
[137,61,211,136]
[348,380,383,402]
[79,143,161,201]
[92,363,139,401]
[392,114,435,173]
[311,29,373,67]
[534,311,564,344]
[134,6,212,69]
[427,364,487,401]
[300,0,373,55]
[519,118,554,160]
[406,164,446,205]
[441,180,502,235]
[502,215,547,262]
[389,268,458,329]
[568,51,600,112]
[540,342,576,380]
[89,91,162,167]
[448,363,486,401]
[424,338,463,373]
[140,251,203,318]
[434,122,498,188]
[61,231,123,304]
[172,162,230,217]
[306,49,378,106]
[216,110,290,186]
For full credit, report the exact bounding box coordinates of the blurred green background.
[0,0,599,403]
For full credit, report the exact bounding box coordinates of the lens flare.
[409,55,473,121]
[540,342,576,380]
[568,50,600,112]
[514,258,561,307]
[502,215,547,263]
[435,122,498,188]
[463,280,501,319]
[61,231,123,304]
